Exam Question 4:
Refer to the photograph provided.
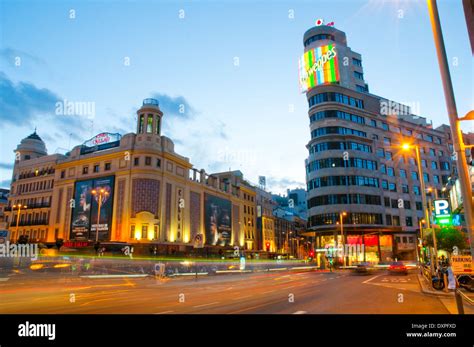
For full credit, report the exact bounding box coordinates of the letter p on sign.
[434,199,450,217]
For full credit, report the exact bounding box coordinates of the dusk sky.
[0,0,472,194]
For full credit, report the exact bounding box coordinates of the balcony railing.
[4,202,51,212]
[10,219,49,227]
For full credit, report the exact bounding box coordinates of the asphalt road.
[0,268,460,314]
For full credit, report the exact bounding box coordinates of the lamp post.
[402,144,431,229]
[418,219,426,262]
[91,188,109,242]
[340,211,347,266]
[427,0,474,259]
[12,203,27,241]
[402,143,439,271]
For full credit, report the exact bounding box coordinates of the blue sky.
[0,0,472,194]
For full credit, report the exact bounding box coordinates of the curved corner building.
[301,23,455,263]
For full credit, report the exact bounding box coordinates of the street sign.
[451,255,473,275]
[433,199,451,225]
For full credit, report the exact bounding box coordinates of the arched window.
[146,114,153,133]
[139,114,144,133]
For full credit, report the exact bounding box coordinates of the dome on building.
[15,130,48,159]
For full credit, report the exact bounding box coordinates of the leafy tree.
[424,226,468,252]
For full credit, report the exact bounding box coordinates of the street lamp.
[12,203,27,241]
[340,212,347,266]
[91,188,109,242]
[402,143,439,270]
[401,143,430,229]
[418,219,426,262]
[427,0,474,259]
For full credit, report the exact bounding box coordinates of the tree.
[424,226,468,253]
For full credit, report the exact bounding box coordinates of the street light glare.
[401,143,411,150]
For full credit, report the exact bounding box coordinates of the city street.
[0,269,463,314]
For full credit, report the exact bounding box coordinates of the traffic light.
[265,242,270,252]
[309,250,315,258]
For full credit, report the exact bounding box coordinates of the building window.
[387,167,395,177]
[141,225,148,239]
[380,164,386,174]
[382,180,388,190]
[139,114,144,133]
[402,184,409,194]
[354,71,364,80]
[382,122,389,131]
[386,214,392,226]
[389,183,397,192]
[352,58,362,66]
[105,162,111,171]
[60,170,65,179]
[146,114,153,133]
[93,164,100,173]
[156,158,161,167]
[385,152,392,160]
[440,161,450,171]
[376,148,385,157]
[413,186,420,195]
[82,166,89,175]
[383,137,391,145]
[423,173,430,182]
[411,171,419,180]
[433,175,440,184]
[134,157,139,166]
[429,148,436,156]
[400,169,407,178]
[416,202,423,210]
[370,119,377,127]
[130,225,136,238]
[431,161,438,170]
[404,200,411,209]
[145,156,152,166]
[155,117,160,135]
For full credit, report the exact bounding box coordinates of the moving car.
[388,261,408,275]
[352,262,371,275]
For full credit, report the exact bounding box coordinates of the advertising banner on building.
[299,43,339,92]
[71,180,93,239]
[71,176,115,241]
[204,194,232,246]
[90,176,115,241]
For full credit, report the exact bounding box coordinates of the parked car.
[388,261,408,275]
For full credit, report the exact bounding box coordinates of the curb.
[417,273,454,297]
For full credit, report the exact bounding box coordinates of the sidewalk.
[417,273,474,314]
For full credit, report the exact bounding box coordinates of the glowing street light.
[12,203,27,241]
[91,188,109,242]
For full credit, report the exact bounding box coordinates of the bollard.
[455,289,465,315]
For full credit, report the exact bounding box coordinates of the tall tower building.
[301,21,457,263]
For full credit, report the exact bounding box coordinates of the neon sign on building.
[298,43,340,93]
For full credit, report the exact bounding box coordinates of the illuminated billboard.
[71,176,115,241]
[204,194,232,246]
[299,43,339,92]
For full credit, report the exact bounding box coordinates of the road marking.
[232,295,252,300]
[193,301,219,308]
[362,275,381,284]
[293,311,307,314]
[262,290,275,294]
[154,310,174,314]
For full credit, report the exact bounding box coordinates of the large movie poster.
[70,176,115,241]
[204,194,232,246]
[71,180,93,239]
